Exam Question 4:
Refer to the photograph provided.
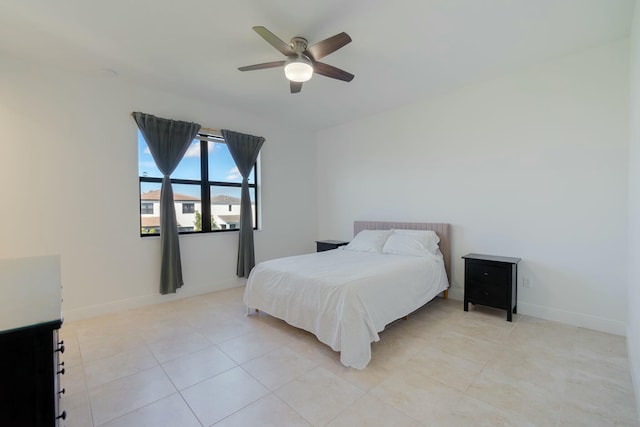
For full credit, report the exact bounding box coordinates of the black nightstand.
[462,253,521,321]
[316,240,349,252]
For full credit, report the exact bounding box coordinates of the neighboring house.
[140,191,254,233]
[140,190,201,233]
[211,195,242,230]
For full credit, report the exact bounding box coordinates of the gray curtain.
[221,129,265,277]
[133,112,201,294]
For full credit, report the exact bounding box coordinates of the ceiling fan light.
[284,57,313,82]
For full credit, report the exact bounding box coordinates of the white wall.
[627,1,640,419]
[0,56,317,320]
[316,39,629,334]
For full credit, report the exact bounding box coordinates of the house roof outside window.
[141,190,200,202]
[211,195,241,205]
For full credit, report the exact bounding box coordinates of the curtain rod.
[129,113,222,137]
[200,127,222,137]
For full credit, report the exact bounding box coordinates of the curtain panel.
[220,129,265,277]
[132,112,201,294]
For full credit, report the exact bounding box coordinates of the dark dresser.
[462,253,521,321]
[0,255,65,426]
[1,320,65,426]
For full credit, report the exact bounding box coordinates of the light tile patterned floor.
[59,287,639,427]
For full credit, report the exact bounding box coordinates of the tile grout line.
[64,326,96,427]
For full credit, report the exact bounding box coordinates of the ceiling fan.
[238,26,354,94]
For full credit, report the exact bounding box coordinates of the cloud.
[144,143,200,158]
[183,140,217,158]
[226,166,242,181]
[183,142,201,158]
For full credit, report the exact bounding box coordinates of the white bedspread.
[243,248,449,369]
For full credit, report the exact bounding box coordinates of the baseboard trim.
[447,287,464,301]
[445,287,625,335]
[516,301,626,335]
[62,278,246,322]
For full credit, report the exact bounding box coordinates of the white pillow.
[382,229,440,257]
[342,230,392,253]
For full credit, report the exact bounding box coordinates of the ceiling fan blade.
[306,32,351,60]
[290,81,303,93]
[313,62,354,82]
[253,26,294,56]
[238,60,285,71]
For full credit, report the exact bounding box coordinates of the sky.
[138,131,255,199]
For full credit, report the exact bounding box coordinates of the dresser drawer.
[466,262,509,285]
[466,280,508,309]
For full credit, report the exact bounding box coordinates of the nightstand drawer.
[466,262,509,285]
[466,280,508,309]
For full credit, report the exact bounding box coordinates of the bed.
[244,221,451,369]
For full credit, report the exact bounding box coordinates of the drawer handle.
[56,341,65,354]
[59,388,66,396]
[483,272,489,276]
[57,411,67,420]
[58,367,65,375]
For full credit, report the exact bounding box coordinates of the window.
[141,202,153,215]
[138,131,258,236]
[182,203,195,214]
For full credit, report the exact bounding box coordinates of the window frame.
[139,133,259,237]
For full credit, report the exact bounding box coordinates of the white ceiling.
[0,0,635,131]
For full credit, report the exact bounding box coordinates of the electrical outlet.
[522,277,532,288]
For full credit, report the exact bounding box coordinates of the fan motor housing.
[290,37,308,53]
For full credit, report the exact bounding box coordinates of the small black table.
[316,240,349,252]
[462,253,521,321]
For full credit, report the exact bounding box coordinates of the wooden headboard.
[354,221,451,286]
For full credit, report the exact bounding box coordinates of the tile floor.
[59,287,639,426]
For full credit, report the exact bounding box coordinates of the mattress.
[244,248,449,369]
